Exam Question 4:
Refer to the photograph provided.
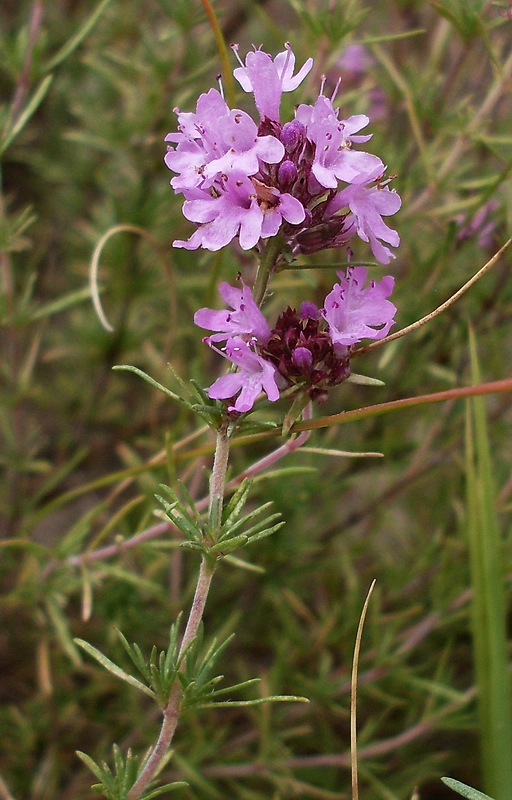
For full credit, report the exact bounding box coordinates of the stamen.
[331,77,342,104]
[231,43,244,68]
[216,74,224,100]
[278,42,293,85]
[319,75,326,96]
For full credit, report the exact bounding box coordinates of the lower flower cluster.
[195,266,396,413]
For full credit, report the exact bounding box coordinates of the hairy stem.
[208,419,231,539]
[179,556,216,659]
[127,557,216,800]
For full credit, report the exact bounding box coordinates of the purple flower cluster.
[165,44,401,264]
[194,267,396,413]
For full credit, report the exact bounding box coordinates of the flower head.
[164,89,229,191]
[165,44,401,263]
[173,172,262,251]
[196,265,396,413]
[165,89,284,193]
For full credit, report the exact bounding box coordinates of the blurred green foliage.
[1,1,512,799]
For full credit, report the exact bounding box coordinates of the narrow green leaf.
[156,499,203,542]
[206,677,261,699]
[244,519,285,543]
[346,373,385,386]
[219,500,275,539]
[442,778,495,800]
[0,75,54,155]
[117,631,151,682]
[157,485,204,538]
[222,479,252,528]
[113,366,190,408]
[76,751,109,785]
[189,403,223,419]
[75,638,155,698]
[31,287,95,321]
[166,360,196,401]
[209,534,248,556]
[199,693,309,708]
[177,480,201,525]
[179,541,207,553]
[142,782,189,800]
[223,554,265,573]
[0,538,50,556]
[98,565,164,597]
[197,633,234,674]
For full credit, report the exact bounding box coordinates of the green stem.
[253,233,284,306]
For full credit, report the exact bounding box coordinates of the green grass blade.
[465,328,512,800]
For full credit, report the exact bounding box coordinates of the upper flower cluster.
[195,266,396,413]
[165,44,401,264]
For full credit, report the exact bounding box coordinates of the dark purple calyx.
[261,307,351,402]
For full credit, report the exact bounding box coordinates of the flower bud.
[277,159,298,192]
[280,120,306,152]
[292,346,313,372]
[299,301,319,320]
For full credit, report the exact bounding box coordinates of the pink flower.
[233,43,313,122]
[165,89,229,191]
[322,266,396,346]
[326,168,401,263]
[194,282,271,344]
[173,172,305,252]
[202,109,284,179]
[165,89,284,192]
[208,337,280,412]
[295,95,382,188]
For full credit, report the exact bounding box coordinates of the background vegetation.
[1,1,512,799]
